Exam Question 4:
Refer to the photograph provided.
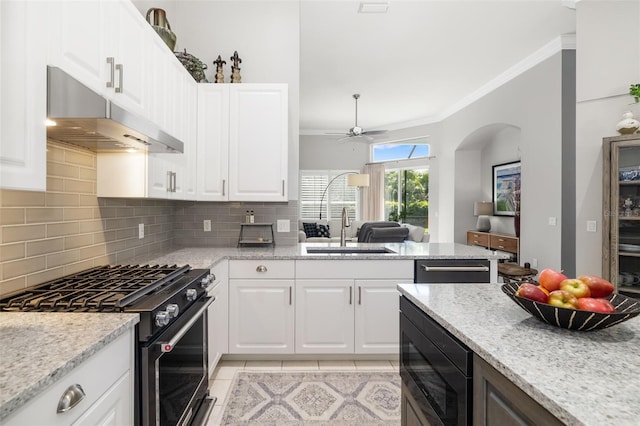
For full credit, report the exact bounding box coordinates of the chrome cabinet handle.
[171,172,177,192]
[256,265,267,272]
[349,287,352,305]
[358,286,362,305]
[167,171,172,192]
[282,180,285,196]
[420,265,489,272]
[115,63,123,93]
[222,179,226,196]
[106,57,115,88]
[57,384,86,413]
[289,286,292,305]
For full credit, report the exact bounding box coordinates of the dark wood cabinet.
[473,354,563,426]
[602,134,640,298]
[401,383,430,426]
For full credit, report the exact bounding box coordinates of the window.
[299,170,360,221]
[385,168,429,229]
[372,138,430,162]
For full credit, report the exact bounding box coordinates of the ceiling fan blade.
[362,130,387,135]
[325,132,350,135]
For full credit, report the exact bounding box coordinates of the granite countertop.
[131,241,509,270]
[398,283,640,426]
[0,312,139,421]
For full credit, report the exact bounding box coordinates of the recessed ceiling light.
[358,2,389,14]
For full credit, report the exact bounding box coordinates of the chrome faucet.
[340,207,351,246]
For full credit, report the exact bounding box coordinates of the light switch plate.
[586,220,597,232]
[204,220,212,232]
[138,223,144,239]
[548,217,557,226]
[277,219,290,233]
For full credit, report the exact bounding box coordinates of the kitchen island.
[398,282,640,426]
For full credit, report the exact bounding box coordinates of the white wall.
[299,135,369,170]
[574,0,640,276]
[133,0,301,199]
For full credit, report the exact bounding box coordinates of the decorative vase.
[616,111,640,135]
[146,8,177,51]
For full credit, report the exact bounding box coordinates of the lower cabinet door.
[355,279,404,354]
[72,372,131,426]
[295,280,354,353]
[229,279,294,353]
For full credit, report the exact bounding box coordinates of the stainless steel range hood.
[46,66,183,153]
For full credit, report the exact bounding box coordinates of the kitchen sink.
[305,247,397,254]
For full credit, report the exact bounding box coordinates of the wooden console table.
[467,231,519,262]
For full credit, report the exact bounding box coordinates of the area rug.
[220,371,401,425]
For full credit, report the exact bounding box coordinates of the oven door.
[141,296,214,426]
[400,313,471,426]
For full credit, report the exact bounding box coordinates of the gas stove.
[0,264,213,341]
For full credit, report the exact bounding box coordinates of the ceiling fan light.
[358,2,389,14]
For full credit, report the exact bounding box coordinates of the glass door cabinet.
[603,134,640,298]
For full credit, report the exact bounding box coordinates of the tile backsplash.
[0,140,298,296]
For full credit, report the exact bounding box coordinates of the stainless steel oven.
[141,294,214,426]
[400,296,472,426]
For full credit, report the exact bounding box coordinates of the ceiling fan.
[327,94,387,142]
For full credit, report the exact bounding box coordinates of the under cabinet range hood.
[46,66,183,153]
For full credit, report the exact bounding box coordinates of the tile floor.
[206,359,400,425]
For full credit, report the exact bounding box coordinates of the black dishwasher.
[414,259,490,283]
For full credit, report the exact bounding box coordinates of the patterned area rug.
[220,371,401,425]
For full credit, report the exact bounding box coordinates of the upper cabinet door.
[0,0,48,191]
[51,0,146,116]
[228,84,288,202]
[197,84,230,201]
[52,0,106,93]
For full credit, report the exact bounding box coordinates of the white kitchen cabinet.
[207,260,229,377]
[50,0,146,117]
[295,260,412,355]
[228,260,295,353]
[295,279,355,353]
[354,280,402,354]
[0,0,48,191]
[4,329,134,426]
[197,83,288,201]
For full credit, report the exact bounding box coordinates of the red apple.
[577,297,616,313]
[560,279,591,299]
[577,275,615,298]
[538,269,568,292]
[515,283,549,303]
[547,290,579,309]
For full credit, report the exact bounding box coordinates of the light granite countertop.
[398,283,640,426]
[131,241,509,270]
[0,312,139,421]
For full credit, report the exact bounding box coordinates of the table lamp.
[474,201,493,232]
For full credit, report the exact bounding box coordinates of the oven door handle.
[159,297,215,353]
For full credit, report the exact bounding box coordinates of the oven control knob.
[200,273,214,288]
[186,288,198,301]
[166,304,179,318]
[155,311,170,327]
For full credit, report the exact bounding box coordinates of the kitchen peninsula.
[398,283,640,426]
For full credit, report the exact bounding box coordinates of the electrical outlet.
[203,220,212,232]
[277,219,290,233]
[138,223,144,239]
[531,258,538,268]
[548,217,557,226]
[586,220,597,232]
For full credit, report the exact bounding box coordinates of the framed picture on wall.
[492,161,521,216]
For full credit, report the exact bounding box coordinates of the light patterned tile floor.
[206,359,398,426]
